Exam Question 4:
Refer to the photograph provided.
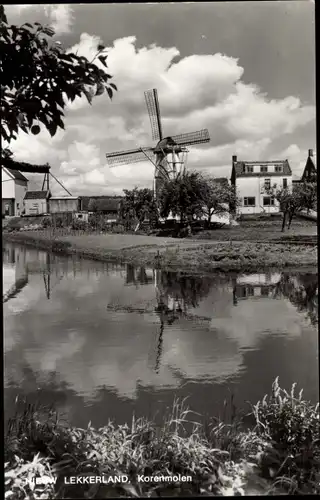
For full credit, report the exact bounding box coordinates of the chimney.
[308,149,313,157]
[232,155,237,163]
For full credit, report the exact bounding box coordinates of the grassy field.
[3,219,317,273]
[5,379,320,498]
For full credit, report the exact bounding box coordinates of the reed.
[5,379,320,498]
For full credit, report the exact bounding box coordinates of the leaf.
[109,83,117,91]
[83,88,93,105]
[48,121,58,137]
[98,55,108,68]
[106,87,113,100]
[97,44,105,51]
[95,82,105,96]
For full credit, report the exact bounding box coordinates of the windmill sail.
[144,89,163,142]
[106,147,155,167]
[105,89,211,201]
[171,129,210,146]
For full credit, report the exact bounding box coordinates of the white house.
[231,156,292,215]
[24,190,50,216]
[2,167,28,217]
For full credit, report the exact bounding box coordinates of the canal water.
[3,242,318,429]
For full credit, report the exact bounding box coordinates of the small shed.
[49,196,80,214]
[24,191,50,216]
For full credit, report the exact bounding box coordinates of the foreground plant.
[5,380,320,498]
[251,377,320,494]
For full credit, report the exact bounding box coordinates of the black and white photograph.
[2,1,318,497]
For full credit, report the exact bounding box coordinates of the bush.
[71,219,88,231]
[109,223,125,233]
[251,377,320,493]
[42,217,52,228]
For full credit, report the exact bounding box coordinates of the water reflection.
[3,243,318,429]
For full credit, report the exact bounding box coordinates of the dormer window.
[245,165,254,173]
[260,166,268,173]
[275,165,283,173]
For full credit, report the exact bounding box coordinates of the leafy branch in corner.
[0,4,117,152]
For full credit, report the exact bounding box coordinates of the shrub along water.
[5,379,319,498]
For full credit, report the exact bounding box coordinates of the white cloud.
[9,33,315,195]
[44,5,74,35]
[5,5,74,34]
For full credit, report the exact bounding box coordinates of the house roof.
[301,156,317,181]
[80,196,122,212]
[50,197,79,200]
[24,190,50,200]
[233,160,292,177]
[4,167,28,182]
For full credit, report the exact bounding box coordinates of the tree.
[119,187,158,230]
[275,182,317,231]
[198,176,239,226]
[88,199,98,213]
[159,171,203,225]
[0,5,116,152]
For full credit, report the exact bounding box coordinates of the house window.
[260,166,268,173]
[245,165,254,173]
[264,178,271,190]
[247,286,254,297]
[243,197,256,207]
[263,196,275,206]
[275,165,283,173]
[283,178,288,188]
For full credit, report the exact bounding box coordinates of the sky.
[5,2,316,196]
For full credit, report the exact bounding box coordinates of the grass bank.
[5,379,320,498]
[3,226,317,274]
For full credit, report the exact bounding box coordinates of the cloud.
[44,5,74,35]
[8,32,315,195]
[5,5,74,34]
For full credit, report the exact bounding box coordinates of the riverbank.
[3,225,317,273]
[5,379,320,498]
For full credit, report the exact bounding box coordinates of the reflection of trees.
[273,273,318,325]
[125,264,154,286]
[158,271,214,311]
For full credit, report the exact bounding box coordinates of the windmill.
[105,88,210,202]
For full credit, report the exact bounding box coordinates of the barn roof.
[233,159,292,177]
[80,196,122,212]
[50,196,79,200]
[213,177,229,185]
[24,190,50,200]
[4,167,28,182]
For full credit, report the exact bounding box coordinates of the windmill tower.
[105,89,210,202]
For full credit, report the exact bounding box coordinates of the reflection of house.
[235,273,281,300]
[2,167,28,216]
[231,156,292,215]
[79,196,122,222]
[24,190,50,216]
[293,149,317,185]
[3,245,28,301]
